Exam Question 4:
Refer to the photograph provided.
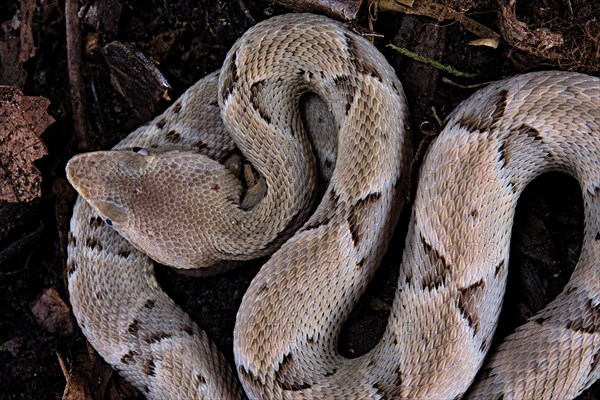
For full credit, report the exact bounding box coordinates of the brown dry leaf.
[78,0,122,35]
[103,41,172,120]
[58,352,93,400]
[0,337,24,357]
[0,14,26,86]
[19,0,37,63]
[61,367,94,400]
[30,287,75,335]
[60,343,136,400]
[148,27,187,62]
[0,86,52,203]
[0,0,38,86]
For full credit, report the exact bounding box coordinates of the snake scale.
[65,13,600,399]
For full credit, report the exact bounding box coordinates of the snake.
[64,13,600,400]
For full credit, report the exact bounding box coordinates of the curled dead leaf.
[31,287,75,335]
[0,86,52,203]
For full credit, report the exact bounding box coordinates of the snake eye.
[104,217,121,228]
[132,147,149,156]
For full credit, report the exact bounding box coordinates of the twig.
[237,0,256,24]
[387,44,480,79]
[65,0,89,151]
[378,0,501,48]
[0,222,43,267]
[441,76,492,89]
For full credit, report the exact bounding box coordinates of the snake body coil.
[66,13,600,399]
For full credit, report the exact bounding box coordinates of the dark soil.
[0,0,598,399]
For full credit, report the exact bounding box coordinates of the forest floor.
[0,0,598,399]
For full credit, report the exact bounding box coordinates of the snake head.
[66,148,242,269]
[66,149,146,228]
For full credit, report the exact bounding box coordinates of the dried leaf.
[56,353,94,400]
[0,337,24,357]
[59,344,136,400]
[19,0,37,63]
[0,0,38,87]
[469,37,500,49]
[61,367,94,400]
[30,287,75,335]
[0,15,27,86]
[0,86,52,202]
[148,27,186,62]
[79,0,122,35]
[103,41,172,120]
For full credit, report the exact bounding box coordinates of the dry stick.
[237,0,256,24]
[387,44,480,79]
[0,222,44,268]
[65,0,89,151]
[378,0,501,48]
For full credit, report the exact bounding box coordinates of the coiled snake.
[65,13,600,399]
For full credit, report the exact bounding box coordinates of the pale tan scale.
[66,13,600,400]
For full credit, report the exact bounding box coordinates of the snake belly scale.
[65,13,600,400]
